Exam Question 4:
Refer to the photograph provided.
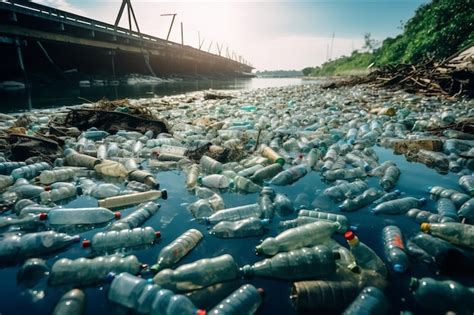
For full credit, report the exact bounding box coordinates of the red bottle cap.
[39,213,48,220]
[82,240,91,248]
[257,288,265,297]
[114,212,121,219]
[155,231,161,238]
[344,230,355,241]
[44,186,52,191]
[196,310,206,315]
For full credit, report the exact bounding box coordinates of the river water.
[0,78,472,315]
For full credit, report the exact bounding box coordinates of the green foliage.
[256,70,303,77]
[304,0,474,76]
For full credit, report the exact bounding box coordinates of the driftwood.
[0,132,61,162]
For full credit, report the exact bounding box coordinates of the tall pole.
[161,13,177,41]
[180,22,184,45]
[198,31,201,49]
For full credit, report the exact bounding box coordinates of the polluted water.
[0,82,473,315]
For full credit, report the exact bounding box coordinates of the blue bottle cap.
[394,189,401,196]
[261,219,270,226]
[105,272,116,283]
[393,264,405,273]
[146,278,154,284]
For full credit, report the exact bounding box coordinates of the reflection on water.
[0,78,310,113]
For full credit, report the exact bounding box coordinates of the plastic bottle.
[278,216,319,231]
[185,164,201,189]
[380,165,400,191]
[0,213,47,231]
[0,175,13,190]
[43,207,120,225]
[323,180,368,201]
[94,160,128,178]
[109,202,160,231]
[372,190,401,205]
[126,180,151,192]
[258,188,275,219]
[406,208,454,223]
[40,185,77,203]
[200,156,223,174]
[273,193,294,217]
[344,231,387,277]
[459,198,474,220]
[198,174,231,189]
[237,164,264,178]
[324,167,367,181]
[203,203,262,225]
[256,221,340,256]
[305,148,320,169]
[372,197,426,215]
[128,169,160,189]
[242,245,338,280]
[369,161,396,177]
[459,175,474,195]
[421,222,474,249]
[0,231,80,263]
[98,190,167,208]
[0,161,26,175]
[38,168,76,185]
[231,175,261,193]
[97,143,107,159]
[259,144,285,165]
[107,272,150,309]
[291,280,360,311]
[249,163,283,182]
[208,284,263,315]
[153,254,239,291]
[382,225,409,273]
[82,227,161,253]
[64,149,100,169]
[409,277,474,314]
[14,199,52,217]
[342,286,388,315]
[269,164,308,185]
[436,198,459,221]
[210,217,269,238]
[150,229,203,273]
[52,289,85,315]
[298,210,350,233]
[11,162,51,180]
[339,188,383,212]
[49,255,143,286]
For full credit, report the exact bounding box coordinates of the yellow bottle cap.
[420,222,431,233]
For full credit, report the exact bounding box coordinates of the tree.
[363,33,378,52]
[302,67,315,76]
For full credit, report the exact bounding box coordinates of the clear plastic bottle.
[40,185,77,203]
[107,272,150,309]
[153,254,239,291]
[150,229,203,273]
[459,175,474,196]
[323,180,368,201]
[249,163,283,183]
[421,222,474,249]
[237,164,264,178]
[372,197,426,215]
[203,203,262,225]
[382,225,409,273]
[38,168,76,185]
[14,199,51,217]
[342,286,388,315]
[43,207,121,225]
[269,164,308,185]
[126,180,152,192]
[90,183,121,199]
[259,144,285,165]
[200,155,223,174]
[372,190,401,205]
[409,277,474,314]
[0,231,80,263]
[82,227,161,253]
[128,169,160,189]
[0,161,26,175]
[369,161,397,177]
[278,216,319,231]
[274,193,294,217]
[0,213,47,231]
[94,160,128,178]
[210,217,269,238]
[242,245,338,280]
[256,221,340,255]
[64,149,100,169]
[339,188,383,212]
[52,289,85,315]
[305,148,320,169]
[198,174,231,189]
[380,165,400,191]
[109,202,160,231]
[49,255,143,286]
[406,208,454,223]
[97,143,107,159]
[258,188,275,219]
[11,162,51,180]
[98,190,167,208]
[344,231,387,277]
[208,284,263,315]
[324,166,367,181]
[459,198,474,220]
[298,210,350,233]
[185,164,201,189]
[232,175,261,193]
[436,198,459,221]
[0,175,13,190]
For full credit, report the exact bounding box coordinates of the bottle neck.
[347,236,360,246]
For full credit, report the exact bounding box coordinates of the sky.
[33,0,427,70]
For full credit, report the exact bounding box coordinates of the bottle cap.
[409,277,419,290]
[114,212,121,219]
[44,186,52,192]
[240,265,253,277]
[146,278,154,284]
[82,240,91,248]
[39,213,48,220]
[394,189,401,196]
[161,189,168,200]
[420,222,431,233]
[255,245,263,255]
[155,231,161,238]
[257,288,265,297]
[196,310,206,315]
[149,264,161,274]
[393,264,405,273]
[344,230,355,241]
[105,272,116,283]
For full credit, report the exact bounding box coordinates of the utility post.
[161,13,177,41]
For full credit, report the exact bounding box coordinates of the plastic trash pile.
[0,83,473,315]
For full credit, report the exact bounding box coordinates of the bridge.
[0,0,253,84]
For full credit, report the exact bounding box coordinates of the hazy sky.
[34,0,427,70]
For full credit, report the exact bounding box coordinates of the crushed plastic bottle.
[153,254,239,291]
[150,229,203,273]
